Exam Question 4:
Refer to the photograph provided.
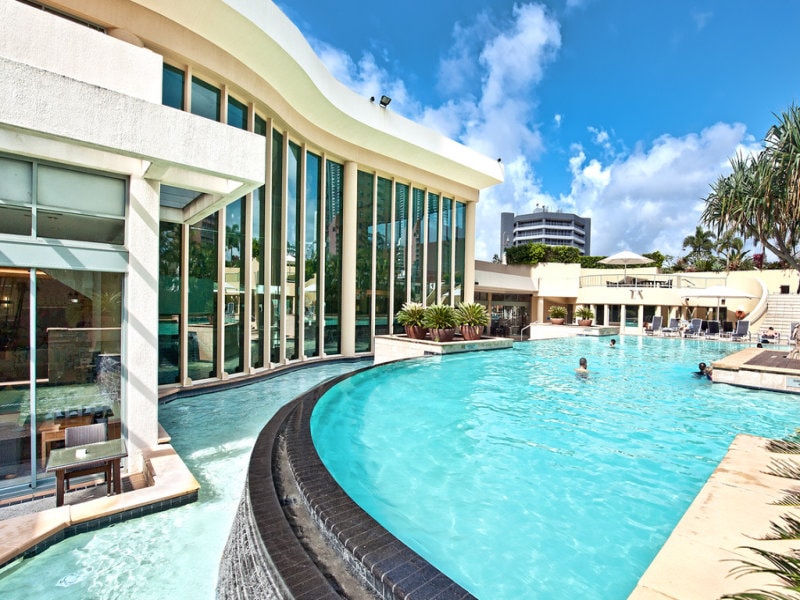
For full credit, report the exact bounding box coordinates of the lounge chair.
[661,317,680,336]
[683,318,704,338]
[730,320,750,341]
[645,315,662,336]
[705,320,721,339]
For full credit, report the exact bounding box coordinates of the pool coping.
[629,434,800,598]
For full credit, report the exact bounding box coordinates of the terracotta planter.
[578,319,593,327]
[550,318,565,325]
[460,324,484,340]
[429,327,456,342]
[404,325,428,340]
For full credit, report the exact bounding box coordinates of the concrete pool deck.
[630,434,800,599]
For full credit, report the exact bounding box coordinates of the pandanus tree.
[702,104,800,274]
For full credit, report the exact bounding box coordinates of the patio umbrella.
[680,285,757,318]
[599,250,653,278]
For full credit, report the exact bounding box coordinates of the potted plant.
[422,303,458,342]
[455,302,489,340]
[548,305,567,325]
[575,305,594,327]
[396,301,427,339]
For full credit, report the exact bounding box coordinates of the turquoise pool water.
[0,361,366,599]
[311,337,800,599]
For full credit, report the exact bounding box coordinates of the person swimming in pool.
[609,339,616,348]
[695,362,712,379]
[576,357,589,377]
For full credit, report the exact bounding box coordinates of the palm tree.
[702,104,800,273]
[682,225,716,261]
[715,230,751,271]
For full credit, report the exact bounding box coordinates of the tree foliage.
[702,104,800,272]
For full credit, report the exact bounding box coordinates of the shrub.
[455,302,489,327]
[422,303,458,329]
[396,302,425,327]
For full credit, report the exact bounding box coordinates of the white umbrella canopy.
[680,285,757,317]
[599,250,653,278]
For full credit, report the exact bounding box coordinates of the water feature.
[312,337,800,599]
[0,361,366,599]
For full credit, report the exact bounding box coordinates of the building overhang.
[0,56,265,225]
[131,0,503,192]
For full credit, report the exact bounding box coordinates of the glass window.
[392,183,408,333]
[251,185,265,369]
[441,197,453,304]
[0,267,29,482]
[375,177,392,336]
[188,214,218,380]
[324,160,343,354]
[410,188,425,303]
[224,199,245,374]
[286,142,301,361]
[0,156,32,206]
[254,114,267,137]
[34,269,123,479]
[426,193,440,303]
[355,171,374,352]
[37,165,125,245]
[38,166,125,216]
[191,76,220,122]
[158,222,181,384]
[0,156,33,236]
[304,152,321,358]
[455,201,466,306]
[269,131,283,363]
[227,96,247,130]
[162,64,185,110]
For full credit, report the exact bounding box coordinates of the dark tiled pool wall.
[218,367,476,600]
[216,485,287,600]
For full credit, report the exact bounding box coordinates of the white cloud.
[302,3,763,264]
[563,123,761,258]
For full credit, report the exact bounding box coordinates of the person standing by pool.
[576,357,589,377]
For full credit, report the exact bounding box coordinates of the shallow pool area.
[0,361,367,599]
[311,337,800,599]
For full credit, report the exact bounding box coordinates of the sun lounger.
[645,315,662,336]
[731,320,750,341]
[661,317,680,336]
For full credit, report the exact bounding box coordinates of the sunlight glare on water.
[311,337,800,599]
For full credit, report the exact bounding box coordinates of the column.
[125,176,160,471]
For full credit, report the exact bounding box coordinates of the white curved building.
[0,0,502,491]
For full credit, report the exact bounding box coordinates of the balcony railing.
[579,274,726,289]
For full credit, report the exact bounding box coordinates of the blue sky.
[276,0,800,260]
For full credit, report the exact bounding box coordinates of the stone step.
[758,294,800,338]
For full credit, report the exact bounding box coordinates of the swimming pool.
[311,337,800,599]
[0,361,367,599]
